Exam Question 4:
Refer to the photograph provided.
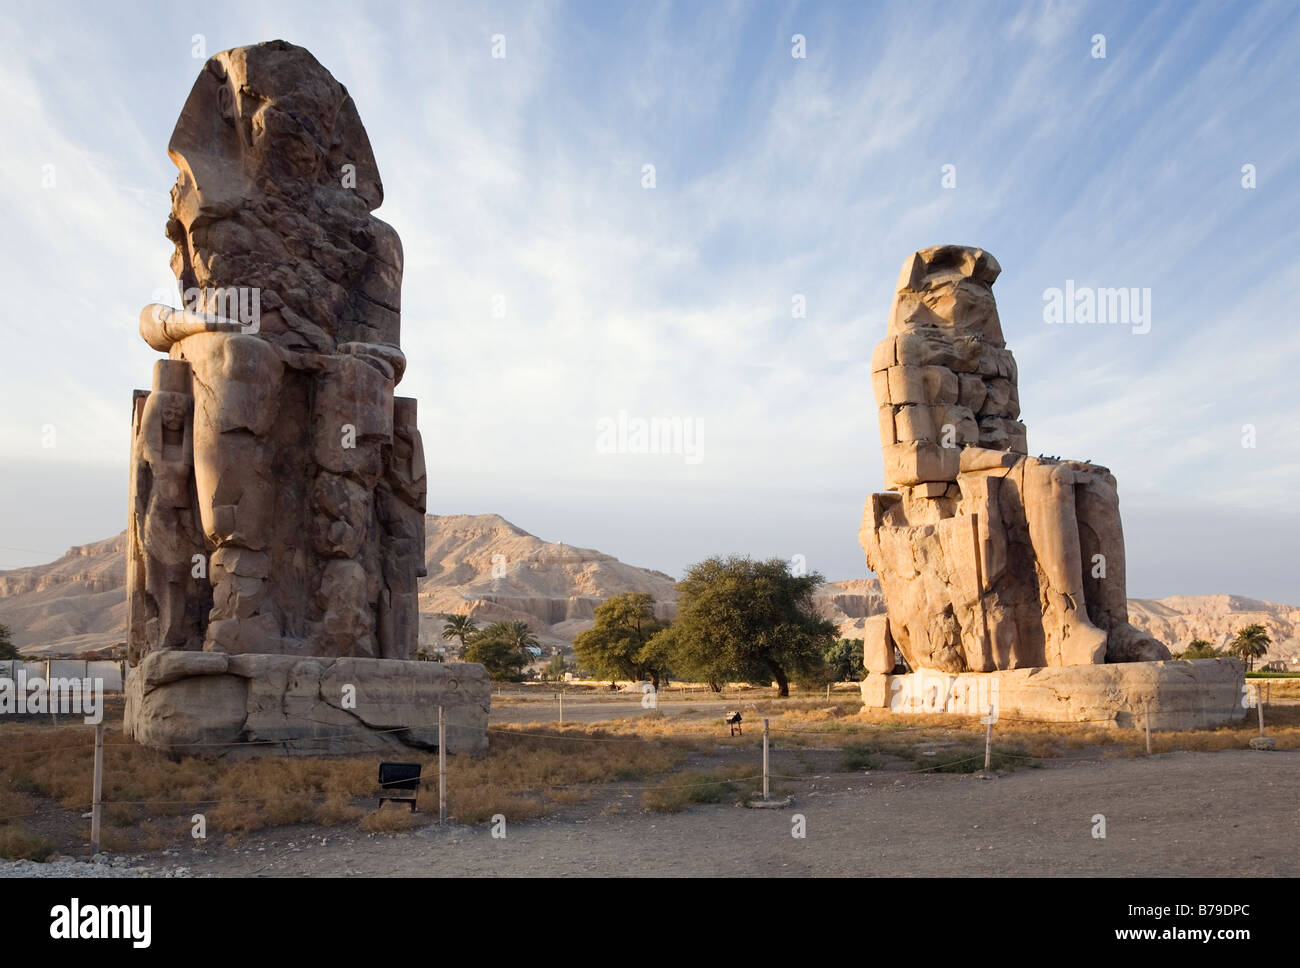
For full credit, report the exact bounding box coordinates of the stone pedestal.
[859,658,1246,731]
[124,651,490,757]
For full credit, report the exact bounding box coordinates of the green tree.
[463,623,528,681]
[544,653,570,681]
[573,593,670,688]
[823,638,866,682]
[0,623,17,661]
[1175,638,1219,660]
[1228,624,1271,672]
[663,555,836,697]
[441,614,479,658]
[504,620,540,656]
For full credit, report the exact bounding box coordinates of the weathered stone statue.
[859,245,1171,676]
[125,41,487,755]
[127,360,209,661]
[129,39,422,661]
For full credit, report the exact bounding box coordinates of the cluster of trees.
[437,615,540,681]
[0,623,16,661]
[1174,624,1272,670]
[574,555,847,697]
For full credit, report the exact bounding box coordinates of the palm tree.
[505,620,540,656]
[441,614,479,659]
[1177,639,1219,660]
[1229,624,1271,672]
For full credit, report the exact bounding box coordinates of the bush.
[838,743,882,771]
[642,771,744,812]
[823,639,866,682]
[914,748,1036,773]
[0,826,55,861]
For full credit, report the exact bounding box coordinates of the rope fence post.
[1144,700,1152,754]
[559,689,564,725]
[762,718,770,801]
[47,659,57,726]
[438,705,447,825]
[983,704,993,775]
[1257,684,1265,737]
[90,722,104,854]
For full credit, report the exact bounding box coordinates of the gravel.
[0,855,193,878]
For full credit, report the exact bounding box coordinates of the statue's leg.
[309,354,393,657]
[1022,459,1107,665]
[179,333,285,653]
[1074,467,1171,662]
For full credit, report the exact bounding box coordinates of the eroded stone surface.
[122,42,471,755]
[125,650,490,756]
[861,246,1170,674]
[127,41,426,666]
[859,658,1246,731]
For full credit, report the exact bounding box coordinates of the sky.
[0,0,1297,602]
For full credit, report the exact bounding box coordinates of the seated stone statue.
[860,245,1168,673]
[128,41,425,663]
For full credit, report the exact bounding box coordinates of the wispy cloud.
[0,0,1297,602]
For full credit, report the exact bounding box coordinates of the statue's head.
[888,245,1003,343]
[163,41,399,350]
[872,245,1027,470]
[167,40,381,218]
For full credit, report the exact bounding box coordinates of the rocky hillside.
[1127,595,1300,659]
[817,583,1300,662]
[0,533,127,656]
[1,516,1296,664]
[416,514,677,647]
[0,515,680,656]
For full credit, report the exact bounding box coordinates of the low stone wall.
[860,658,1247,730]
[124,651,490,757]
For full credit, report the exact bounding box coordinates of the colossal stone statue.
[860,245,1170,675]
[124,41,488,756]
[127,40,424,664]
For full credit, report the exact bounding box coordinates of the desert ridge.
[0,512,1296,665]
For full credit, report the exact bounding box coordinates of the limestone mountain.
[0,533,128,657]
[1126,595,1300,660]
[0,514,680,656]
[415,513,677,647]
[819,581,1300,663]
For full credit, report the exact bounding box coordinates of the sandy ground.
[491,698,730,724]
[66,749,1293,878]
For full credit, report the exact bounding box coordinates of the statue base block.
[124,651,490,757]
[860,658,1246,730]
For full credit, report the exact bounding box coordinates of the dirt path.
[490,699,729,725]
[162,750,1298,877]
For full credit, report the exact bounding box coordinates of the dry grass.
[506,697,1300,762]
[1249,677,1300,700]
[359,807,421,832]
[0,825,54,861]
[445,727,688,822]
[0,718,690,858]
[642,767,763,813]
[3,687,1292,859]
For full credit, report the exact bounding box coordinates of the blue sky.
[1,0,1297,602]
